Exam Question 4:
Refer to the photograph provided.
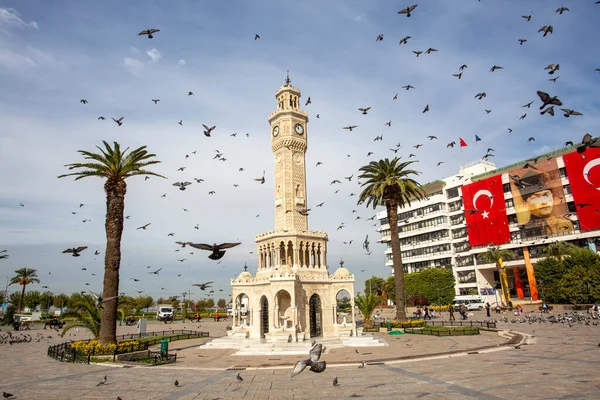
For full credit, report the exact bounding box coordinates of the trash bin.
[386,321,392,332]
[160,339,170,356]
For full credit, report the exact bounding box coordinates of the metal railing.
[47,330,209,364]
[425,320,497,329]
[404,327,480,336]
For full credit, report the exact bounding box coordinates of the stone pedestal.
[264,328,295,343]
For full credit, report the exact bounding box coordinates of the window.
[400,229,449,246]
[380,217,389,226]
[568,202,576,213]
[505,198,514,208]
[507,214,518,225]
[457,270,476,284]
[448,199,463,212]
[563,184,571,195]
[459,287,478,296]
[447,187,459,199]
[399,216,448,233]
[559,167,568,179]
[456,255,474,267]
[434,258,452,268]
[401,243,451,259]
[503,183,511,193]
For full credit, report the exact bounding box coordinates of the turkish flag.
[462,176,510,246]
[563,148,600,232]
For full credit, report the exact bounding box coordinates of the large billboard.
[508,157,574,236]
[462,175,510,246]
[563,148,600,232]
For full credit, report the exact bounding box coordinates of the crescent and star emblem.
[583,157,600,191]
[472,189,493,219]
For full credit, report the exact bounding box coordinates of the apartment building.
[377,145,600,305]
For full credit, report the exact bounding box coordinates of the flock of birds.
[5,2,600,322]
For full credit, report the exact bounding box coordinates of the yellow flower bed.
[71,339,145,355]
[389,320,426,328]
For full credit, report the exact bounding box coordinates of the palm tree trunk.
[19,284,27,313]
[386,200,407,321]
[99,181,127,345]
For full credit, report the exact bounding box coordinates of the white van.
[453,296,486,311]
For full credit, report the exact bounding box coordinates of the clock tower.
[269,73,309,232]
[254,73,329,276]
[227,75,358,343]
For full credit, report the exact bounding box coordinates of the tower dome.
[236,264,253,282]
[333,260,351,279]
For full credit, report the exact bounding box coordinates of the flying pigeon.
[188,242,241,260]
[62,246,88,257]
[398,4,418,17]
[203,124,216,137]
[291,342,326,378]
[139,29,160,39]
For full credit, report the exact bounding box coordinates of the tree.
[364,276,386,297]
[60,294,102,339]
[24,290,42,311]
[543,241,578,261]
[53,293,70,310]
[58,141,165,345]
[118,295,136,314]
[404,268,455,305]
[385,275,395,303]
[135,295,154,313]
[9,268,40,312]
[0,249,8,260]
[535,247,600,304]
[480,246,515,305]
[217,298,227,309]
[357,158,426,321]
[354,293,384,328]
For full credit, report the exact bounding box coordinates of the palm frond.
[58,141,165,182]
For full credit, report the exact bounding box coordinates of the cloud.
[178,59,186,66]
[146,48,162,63]
[0,47,36,68]
[123,56,144,76]
[0,7,38,35]
[1,1,599,298]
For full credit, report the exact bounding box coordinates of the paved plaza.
[1,312,599,399]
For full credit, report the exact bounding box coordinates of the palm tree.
[355,293,384,328]
[9,268,40,312]
[61,295,102,339]
[543,241,577,261]
[0,250,8,260]
[58,141,165,345]
[481,246,515,306]
[357,158,426,321]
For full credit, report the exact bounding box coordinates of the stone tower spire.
[268,74,310,232]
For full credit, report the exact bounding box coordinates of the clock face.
[272,126,279,136]
[294,123,304,135]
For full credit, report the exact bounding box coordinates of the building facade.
[229,76,356,342]
[377,146,600,305]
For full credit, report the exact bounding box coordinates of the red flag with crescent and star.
[461,175,510,246]
[563,148,600,232]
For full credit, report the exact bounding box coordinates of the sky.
[1,1,599,302]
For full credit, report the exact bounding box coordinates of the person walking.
[460,304,468,320]
[485,302,491,318]
[448,305,455,320]
[423,306,431,320]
